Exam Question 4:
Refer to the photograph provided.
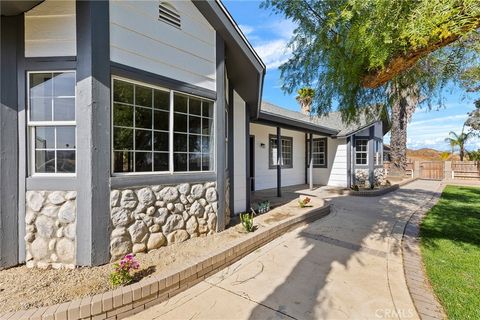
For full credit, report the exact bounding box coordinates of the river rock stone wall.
[374,168,387,186]
[25,191,77,269]
[354,168,387,188]
[110,182,226,261]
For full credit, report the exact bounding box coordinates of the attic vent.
[159,2,181,28]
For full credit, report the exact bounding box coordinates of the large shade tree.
[262,0,480,172]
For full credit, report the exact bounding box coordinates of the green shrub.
[239,212,255,232]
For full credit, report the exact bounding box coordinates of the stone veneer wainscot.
[110,182,230,261]
[25,191,77,269]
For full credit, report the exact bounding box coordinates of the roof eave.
[193,0,266,115]
[257,111,339,136]
[1,0,43,16]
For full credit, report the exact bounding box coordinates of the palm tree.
[388,79,420,176]
[296,87,315,115]
[445,127,473,161]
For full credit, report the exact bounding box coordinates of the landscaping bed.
[420,185,480,320]
[0,195,326,314]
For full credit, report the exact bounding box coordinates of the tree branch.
[362,20,480,88]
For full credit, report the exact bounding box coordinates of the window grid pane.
[308,139,326,166]
[355,139,368,165]
[112,79,214,174]
[29,72,76,174]
[173,94,214,172]
[269,136,293,168]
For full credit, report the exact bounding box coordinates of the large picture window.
[355,139,368,165]
[269,135,293,169]
[112,78,214,174]
[307,138,327,168]
[28,72,76,174]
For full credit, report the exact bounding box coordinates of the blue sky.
[223,0,480,151]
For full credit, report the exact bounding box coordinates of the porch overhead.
[1,1,43,16]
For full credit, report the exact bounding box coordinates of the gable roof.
[259,101,388,138]
[193,0,266,117]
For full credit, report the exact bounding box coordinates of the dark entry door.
[249,135,255,191]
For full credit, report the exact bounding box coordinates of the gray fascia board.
[193,0,265,116]
[256,112,339,136]
[254,70,266,119]
[193,1,265,73]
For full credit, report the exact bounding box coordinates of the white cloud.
[239,20,296,70]
[254,39,291,69]
[409,114,467,126]
[238,24,254,36]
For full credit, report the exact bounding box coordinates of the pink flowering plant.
[109,254,140,287]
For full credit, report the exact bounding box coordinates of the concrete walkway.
[130,180,442,320]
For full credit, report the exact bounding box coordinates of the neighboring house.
[0,0,387,269]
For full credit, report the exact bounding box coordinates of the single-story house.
[0,0,387,269]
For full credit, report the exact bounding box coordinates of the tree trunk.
[388,81,419,177]
[460,145,465,161]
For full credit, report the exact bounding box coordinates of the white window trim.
[308,138,327,167]
[110,76,216,176]
[355,138,368,166]
[269,135,293,169]
[374,139,383,166]
[27,70,77,177]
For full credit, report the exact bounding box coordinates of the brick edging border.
[401,184,446,320]
[2,204,331,320]
[347,178,418,197]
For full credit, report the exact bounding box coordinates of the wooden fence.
[383,161,414,178]
[451,161,480,180]
[383,161,480,181]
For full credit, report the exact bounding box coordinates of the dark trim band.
[111,62,216,101]
[26,177,77,191]
[111,173,217,189]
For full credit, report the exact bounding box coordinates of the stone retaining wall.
[110,182,225,261]
[25,191,77,269]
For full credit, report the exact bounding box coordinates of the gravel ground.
[0,196,324,314]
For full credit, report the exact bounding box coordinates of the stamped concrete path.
[130,180,442,320]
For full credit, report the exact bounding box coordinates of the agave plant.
[239,211,255,233]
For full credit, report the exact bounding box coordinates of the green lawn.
[420,185,480,320]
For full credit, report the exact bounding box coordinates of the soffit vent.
[159,2,181,28]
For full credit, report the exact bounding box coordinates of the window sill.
[110,171,217,189]
[26,176,77,191]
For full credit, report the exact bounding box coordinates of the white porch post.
[309,133,313,190]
